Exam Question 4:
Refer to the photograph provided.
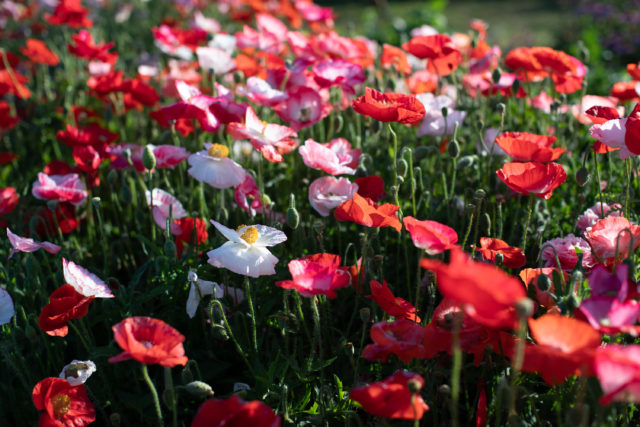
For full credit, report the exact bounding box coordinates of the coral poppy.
[496,161,566,200]
[192,395,281,427]
[367,280,421,322]
[403,216,458,255]
[584,217,640,262]
[381,43,412,75]
[334,193,402,232]
[352,88,426,125]
[494,132,564,162]
[108,316,188,367]
[476,237,526,269]
[349,371,429,420]
[421,247,528,330]
[20,39,59,66]
[276,253,351,298]
[38,284,93,337]
[362,319,425,363]
[402,34,461,76]
[309,176,358,217]
[32,377,95,427]
[594,345,640,404]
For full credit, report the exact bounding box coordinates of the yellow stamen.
[52,394,71,418]
[239,226,258,244]
[207,143,229,158]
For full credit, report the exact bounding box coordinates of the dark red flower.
[352,87,426,124]
[32,377,96,427]
[354,176,386,202]
[367,280,420,322]
[496,161,566,200]
[191,395,281,427]
[362,319,425,363]
[45,0,93,28]
[611,81,638,103]
[0,69,31,99]
[0,187,18,215]
[476,237,526,269]
[68,30,117,63]
[38,284,93,337]
[0,101,19,130]
[334,193,402,232]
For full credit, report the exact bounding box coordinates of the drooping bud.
[397,158,408,178]
[576,166,590,187]
[407,378,422,394]
[514,297,534,319]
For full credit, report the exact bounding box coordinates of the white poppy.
[186,270,224,318]
[59,360,97,386]
[187,143,246,189]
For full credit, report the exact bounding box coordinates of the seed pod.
[185,381,215,399]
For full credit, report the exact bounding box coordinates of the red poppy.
[362,319,425,363]
[56,124,119,155]
[494,132,564,163]
[349,371,429,420]
[519,314,601,385]
[67,30,117,63]
[476,237,526,269]
[354,176,386,202]
[421,247,528,330]
[32,203,81,236]
[352,87,426,125]
[86,70,123,98]
[174,217,209,256]
[496,161,566,200]
[276,253,351,298]
[367,280,420,322]
[334,193,401,232]
[403,216,458,255]
[20,39,59,66]
[119,78,160,109]
[381,44,411,75]
[45,0,93,28]
[38,284,93,337]
[0,101,19,130]
[611,81,638,103]
[191,395,281,427]
[32,377,96,427]
[0,69,31,99]
[402,34,461,76]
[108,316,188,367]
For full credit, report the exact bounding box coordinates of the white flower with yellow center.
[207,220,287,278]
[187,142,246,189]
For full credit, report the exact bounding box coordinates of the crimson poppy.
[191,395,281,427]
[354,176,386,202]
[476,237,526,269]
[32,377,96,426]
[367,280,420,322]
[276,253,351,298]
[0,101,18,130]
[334,193,402,232]
[362,319,425,363]
[45,0,93,28]
[494,132,564,162]
[496,161,566,200]
[352,87,425,124]
[38,284,93,337]
[174,217,209,257]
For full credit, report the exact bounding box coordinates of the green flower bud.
[359,307,370,323]
[515,298,534,318]
[91,197,101,208]
[107,169,118,185]
[163,240,176,258]
[536,274,551,292]
[511,77,520,94]
[492,67,502,84]
[566,294,581,310]
[494,252,504,266]
[181,365,194,385]
[185,381,215,399]
[407,378,422,394]
[286,194,300,230]
[211,324,229,341]
[142,146,156,171]
[447,139,460,159]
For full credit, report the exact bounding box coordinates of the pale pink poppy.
[239,77,287,107]
[235,25,280,54]
[153,25,193,60]
[228,106,298,163]
[571,95,623,125]
[584,217,640,261]
[32,172,88,205]
[402,216,458,255]
[577,202,622,233]
[256,13,288,42]
[63,258,114,298]
[6,228,61,259]
[195,46,234,75]
[312,59,365,95]
[529,91,568,114]
[145,188,187,233]
[541,234,596,271]
[299,138,360,175]
[415,93,466,137]
[594,345,640,404]
[275,86,331,131]
[295,0,334,22]
[308,176,357,217]
[192,11,220,34]
[187,143,246,189]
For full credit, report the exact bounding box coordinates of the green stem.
[164,367,178,427]
[387,123,401,210]
[450,312,462,427]
[210,299,253,373]
[244,276,258,353]
[141,364,164,427]
[520,195,534,252]
[593,152,604,217]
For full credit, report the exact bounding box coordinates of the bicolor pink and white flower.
[415,93,466,137]
[584,217,640,261]
[7,228,61,259]
[589,103,640,159]
[187,143,246,189]
[594,345,640,404]
[403,217,458,255]
[276,253,351,298]
[32,173,88,205]
[196,46,234,75]
[239,77,287,107]
[577,202,623,234]
[275,86,331,131]
[207,220,287,278]
[152,145,189,169]
[309,176,358,217]
[541,234,596,271]
[63,258,114,298]
[312,59,365,95]
[299,138,360,175]
[234,174,268,217]
[145,188,188,233]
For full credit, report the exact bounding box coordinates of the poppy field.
[3,0,640,425]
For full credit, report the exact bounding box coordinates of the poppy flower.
[584,216,640,262]
[191,395,281,427]
[496,161,566,200]
[402,34,461,76]
[240,76,288,107]
[276,253,351,298]
[32,203,81,236]
[381,44,412,75]
[354,176,386,202]
[38,284,93,337]
[108,316,188,367]
[352,88,425,125]
[571,95,623,125]
[56,124,119,155]
[594,345,640,404]
[59,360,97,386]
[367,280,421,322]
[44,0,93,28]
[63,258,113,299]
[0,287,15,325]
[519,314,601,385]
[0,69,31,99]
[576,296,640,336]
[415,93,466,137]
[494,132,564,163]
[32,172,88,206]
[174,217,209,257]
[349,371,429,420]
[186,271,224,319]
[0,187,18,216]
[541,234,596,271]
[233,174,268,217]
[32,377,95,427]
[20,39,59,66]
[476,237,525,269]
[334,193,402,232]
[312,59,365,95]
[207,220,287,278]
[577,202,622,233]
[196,46,235,75]
[299,138,360,175]
[309,176,358,217]
[588,103,640,158]
[403,216,458,255]
[145,188,187,234]
[610,81,639,103]
[275,86,331,131]
[0,101,19,130]
[67,30,116,63]
[421,247,528,330]
[362,319,425,363]
[187,143,246,189]
[6,228,61,260]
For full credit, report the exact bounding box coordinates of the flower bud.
[286,194,300,230]
[359,307,370,323]
[456,155,475,170]
[441,106,449,118]
[413,146,430,161]
[473,189,486,201]
[181,365,194,384]
[185,381,215,399]
[566,294,581,310]
[25,325,38,341]
[123,148,133,166]
[438,384,451,395]
[515,297,534,319]
[407,378,422,394]
[576,166,590,187]
[142,145,156,171]
[447,139,460,159]
[107,169,118,185]
[536,274,551,292]
[496,103,506,115]
[492,67,502,84]
[494,252,504,265]
[511,77,520,94]
[91,197,101,208]
[164,240,176,258]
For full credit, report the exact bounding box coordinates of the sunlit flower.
[6,228,61,259]
[299,138,360,175]
[309,176,358,217]
[187,143,246,189]
[594,345,640,404]
[276,253,351,298]
[32,172,88,205]
[192,395,281,427]
[145,188,187,233]
[403,216,458,255]
[577,203,622,233]
[32,377,95,427]
[63,258,114,298]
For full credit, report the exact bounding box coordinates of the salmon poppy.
[32,377,96,427]
[349,371,429,420]
[421,247,528,330]
[352,87,426,125]
[20,39,59,66]
[403,216,458,255]
[38,284,93,337]
[367,280,420,323]
[276,253,351,298]
[192,395,281,427]
[494,132,564,162]
[108,316,188,367]
[334,193,402,232]
[496,161,566,200]
[476,237,526,269]
[362,319,425,363]
[594,345,640,404]
[381,44,411,75]
[402,34,461,76]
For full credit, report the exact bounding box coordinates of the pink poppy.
[577,202,623,233]
[541,234,596,271]
[308,176,358,217]
[240,77,287,107]
[584,217,640,261]
[256,13,288,42]
[299,138,360,175]
[235,25,280,54]
[234,174,268,217]
[588,103,640,159]
[6,228,61,259]
[152,145,189,169]
[275,86,331,131]
[145,188,187,234]
[312,59,365,95]
[63,258,114,298]
[195,46,234,75]
[32,173,88,205]
[402,216,458,255]
[415,93,466,137]
[295,0,335,22]
[228,106,297,163]
[576,296,640,336]
[594,345,640,404]
[276,253,351,298]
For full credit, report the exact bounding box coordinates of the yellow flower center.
[207,143,229,158]
[52,394,71,418]
[238,225,258,244]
